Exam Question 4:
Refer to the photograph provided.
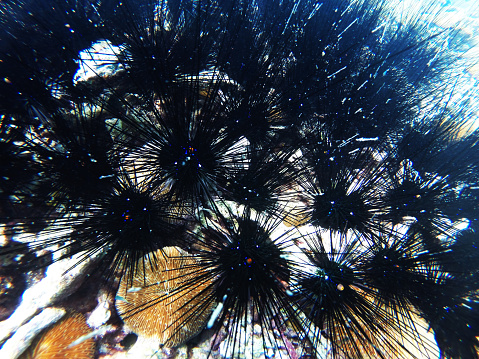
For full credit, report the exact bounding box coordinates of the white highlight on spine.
[207,295,227,329]
[67,325,114,348]
[338,18,358,37]
[327,66,347,79]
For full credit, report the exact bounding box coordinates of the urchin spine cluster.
[1,0,479,358]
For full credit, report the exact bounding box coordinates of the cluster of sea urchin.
[1,0,479,358]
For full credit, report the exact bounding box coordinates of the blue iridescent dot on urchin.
[1,0,479,358]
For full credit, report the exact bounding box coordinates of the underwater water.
[1,0,479,358]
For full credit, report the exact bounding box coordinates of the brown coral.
[115,246,214,347]
[23,312,94,359]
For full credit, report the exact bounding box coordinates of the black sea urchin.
[1,0,479,358]
[188,207,301,358]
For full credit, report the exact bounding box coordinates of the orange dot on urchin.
[23,313,95,359]
[115,246,214,347]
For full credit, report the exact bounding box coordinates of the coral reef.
[1,0,479,358]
